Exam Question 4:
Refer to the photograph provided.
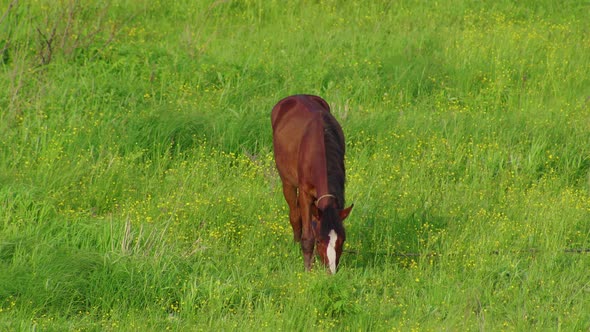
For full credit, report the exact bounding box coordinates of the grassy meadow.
[1,0,590,330]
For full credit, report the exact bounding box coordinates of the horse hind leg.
[282,183,302,242]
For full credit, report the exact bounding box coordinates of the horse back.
[271,95,330,130]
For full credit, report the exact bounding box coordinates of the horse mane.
[320,206,346,240]
[321,111,346,210]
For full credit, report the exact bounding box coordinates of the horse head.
[312,204,353,274]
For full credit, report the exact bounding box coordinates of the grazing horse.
[271,95,353,274]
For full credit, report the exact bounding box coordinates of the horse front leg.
[298,191,315,271]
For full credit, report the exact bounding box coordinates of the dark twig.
[36,23,57,65]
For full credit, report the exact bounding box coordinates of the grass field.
[1,0,590,330]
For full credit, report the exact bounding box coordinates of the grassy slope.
[1,0,589,330]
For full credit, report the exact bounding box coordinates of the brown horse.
[271,95,353,274]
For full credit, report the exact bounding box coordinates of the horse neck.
[320,114,345,209]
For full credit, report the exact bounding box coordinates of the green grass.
[1,0,589,330]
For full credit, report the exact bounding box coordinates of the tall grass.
[1,0,589,330]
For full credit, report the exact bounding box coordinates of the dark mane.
[321,111,346,209]
[320,206,346,240]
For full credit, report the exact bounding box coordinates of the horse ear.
[339,204,354,221]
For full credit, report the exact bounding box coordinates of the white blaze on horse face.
[327,229,337,274]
